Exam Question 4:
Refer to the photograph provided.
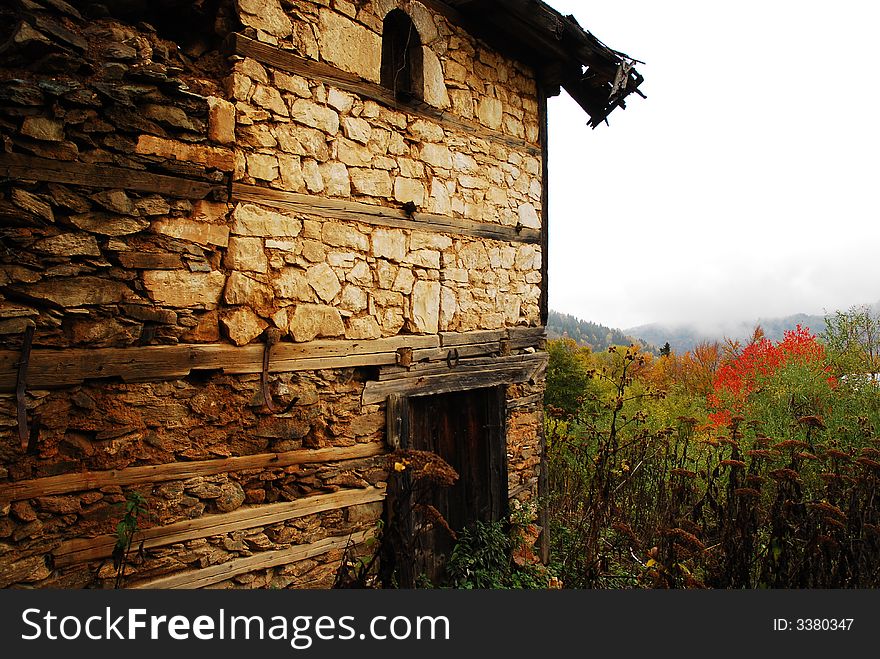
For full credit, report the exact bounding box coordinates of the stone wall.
[0,0,547,589]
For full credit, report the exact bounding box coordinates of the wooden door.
[405,386,507,583]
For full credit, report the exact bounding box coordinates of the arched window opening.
[381,9,423,103]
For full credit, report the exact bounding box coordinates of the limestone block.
[453,152,478,173]
[516,245,539,271]
[273,71,310,98]
[225,237,268,273]
[421,143,452,169]
[347,260,372,285]
[328,87,355,112]
[237,0,292,38]
[409,231,452,251]
[290,98,340,134]
[136,135,234,171]
[320,162,351,196]
[404,249,440,269]
[288,304,345,342]
[409,119,445,142]
[307,262,341,302]
[376,259,397,289]
[340,285,368,312]
[410,280,440,334]
[224,271,275,308]
[278,153,306,192]
[398,158,424,179]
[301,239,326,263]
[371,228,407,261]
[274,267,312,300]
[337,137,372,167]
[232,203,302,237]
[302,159,325,193]
[342,117,372,144]
[345,316,382,340]
[252,85,289,116]
[247,153,279,181]
[458,175,489,190]
[477,97,503,130]
[500,293,523,324]
[207,96,236,145]
[427,179,451,215]
[322,222,369,251]
[221,307,267,346]
[388,132,409,156]
[276,125,330,160]
[380,307,405,334]
[449,89,474,119]
[392,267,415,294]
[393,177,425,206]
[421,46,450,109]
[151,217,230,247]
[350,169,392,197]
[440,285,457,329]
[143,271,225,307]
[517,202,541,229]
[317,9,382,83]
[445,60,468,83]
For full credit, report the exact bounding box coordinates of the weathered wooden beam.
[232,183,541,245]
[0,334,440,392]
[385,394,407,450]
[439,329,507,346]
[0,443,384,505]
[130,529,373,589]
[362,353,547,404]
[54,486,386,568]
[507,392,543,409]
[0,152,225,200]
[229,33,540,156]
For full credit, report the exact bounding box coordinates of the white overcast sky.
[544,0,880,330]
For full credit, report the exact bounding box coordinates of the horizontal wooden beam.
[0,334,440,392]
[55,486,386,568]
[130,529,373,589]
[0,152,225,200]
[362,352,547,404]
[233,183,541,244]
[230,33,540,156]
[0,443,384,505]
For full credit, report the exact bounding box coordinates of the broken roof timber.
[443,0,645,127]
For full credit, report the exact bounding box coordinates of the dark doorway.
[405,386,508,583]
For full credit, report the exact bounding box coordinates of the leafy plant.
[112,491,148,589]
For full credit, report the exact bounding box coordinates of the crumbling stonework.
[0,0,548,589]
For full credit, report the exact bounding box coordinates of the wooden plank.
[385,394,408,450]
[380,351,537,381]
[0,152,224,200]
[231,33,540,157]
[362,353,547,405]
[130,530,373,589]
[507,326,546,338]
[440,330,506,346]
[55,486,386,568]
[0,443,384,505]
[232,183,541,245]
[538,87,550,326]
[0,335,440,392]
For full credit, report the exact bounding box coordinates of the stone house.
[0,0,642,588]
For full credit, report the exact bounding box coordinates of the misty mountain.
[627,312,830,355]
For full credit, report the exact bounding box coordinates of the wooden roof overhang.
[442,0,644,127]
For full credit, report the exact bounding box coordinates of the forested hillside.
[547,310,650,352]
